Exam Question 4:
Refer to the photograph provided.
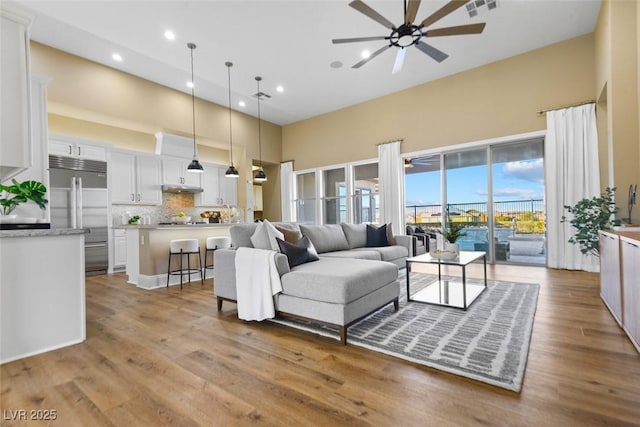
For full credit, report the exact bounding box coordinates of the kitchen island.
[0,228,86,363]
[115,223,233,289]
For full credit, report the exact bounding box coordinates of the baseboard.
[136,270,211,290]
[0,338,85,365]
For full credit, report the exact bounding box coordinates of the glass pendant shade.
[225,164,239,178]
[254,76,267,183]
[187,158,204,173]
[187,42,203,173]
[254,168,267,182]
[225,61,238,179]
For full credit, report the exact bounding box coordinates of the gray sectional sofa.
[214,222,413,344]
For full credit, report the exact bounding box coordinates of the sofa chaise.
[214,222,413,344]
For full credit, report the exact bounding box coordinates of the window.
[322,167,346,224]
[352,162,379,224]
[294,171,316,224]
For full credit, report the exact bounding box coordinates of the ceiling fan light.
[225,164,239,178]
[254,169,267,182]
[187,158,204,173]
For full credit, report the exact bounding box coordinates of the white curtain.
[378,141,404,235]
[280,161,294,222]
[545,103,600,272]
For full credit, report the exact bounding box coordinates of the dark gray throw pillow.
[366,224,389,247]
[276,236,320,268]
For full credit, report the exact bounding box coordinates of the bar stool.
[166,238,204,289]
[204,236,231,279]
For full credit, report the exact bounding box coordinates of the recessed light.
[164,30,175,40]
[186,81,194,88]
[238,101,246,107]
[361,50,371,59]
[276,85,284,93]
[112,53,123,62]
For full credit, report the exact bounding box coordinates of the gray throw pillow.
[340,223,367,248]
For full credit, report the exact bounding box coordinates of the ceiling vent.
[467,0,498,18]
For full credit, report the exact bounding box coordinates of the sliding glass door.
[444,149,489,253]
[404,137,545,265]
[490,140,545,264]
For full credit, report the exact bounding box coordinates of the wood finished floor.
[1,265,640,426]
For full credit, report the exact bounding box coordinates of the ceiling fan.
[333,0,486,73]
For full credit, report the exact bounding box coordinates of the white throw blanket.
[235,247,283,321]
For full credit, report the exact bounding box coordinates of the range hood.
[161,184,203,194]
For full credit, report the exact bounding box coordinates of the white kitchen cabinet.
[0,6,32,182]
[49,136,107,161]
[621,237,640,352]
[161,157,200,187]
[599,231,622,325]
[111,150,162,205]
[196,163,237,207]
[113,229,127,269]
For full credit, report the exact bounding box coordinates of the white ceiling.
[14,0,601,126]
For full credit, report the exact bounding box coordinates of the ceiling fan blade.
[420,0,469,29]
[405,0,422,25]
[349,0,396,30]
[392,47,406,74]
[424,23,486,37]
[415,41,449,63]
[352,44,392,68]
[332,36,389,44]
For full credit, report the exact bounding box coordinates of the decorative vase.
[445,242,460,256]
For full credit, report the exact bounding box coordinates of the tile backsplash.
[112,193,225,225]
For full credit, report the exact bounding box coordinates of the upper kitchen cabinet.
[0,6,32,182]
[161,157,201,188]
[196,163,237,207]
[49,135,108,162]
[111,150,162,205]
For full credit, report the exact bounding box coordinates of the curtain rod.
[376,138,404,146]
[536,100,596,115]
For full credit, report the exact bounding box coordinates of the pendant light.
[186,42,203,173]
[253,76,267,183]
[224,61,239,178]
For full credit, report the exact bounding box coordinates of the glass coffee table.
[406,251,487,310]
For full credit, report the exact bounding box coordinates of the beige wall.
[594,0,640,222]
[283,34,596,171]
[30,42,282,212]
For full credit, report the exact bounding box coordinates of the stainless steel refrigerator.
[49,155,109,274]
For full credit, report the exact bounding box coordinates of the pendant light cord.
[256,77,262,168]
[226,62,234,166]
[189,44,197,159]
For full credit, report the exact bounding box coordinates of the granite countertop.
[0,228,87,238]
[113,223,236,230]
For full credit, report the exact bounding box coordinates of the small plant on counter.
[128,215,141,225]
[0,179,48,215]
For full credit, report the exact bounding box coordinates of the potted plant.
[0,179,48,216]
[443,220,467,245]
[562,187,620,256]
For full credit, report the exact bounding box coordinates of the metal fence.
[405,199,545,234]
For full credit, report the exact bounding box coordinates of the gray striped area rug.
[271,272,539,392]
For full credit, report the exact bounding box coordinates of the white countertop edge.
[0,228,87,238]
[112,223,236,229]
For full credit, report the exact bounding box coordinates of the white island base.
[0,230,86,364]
